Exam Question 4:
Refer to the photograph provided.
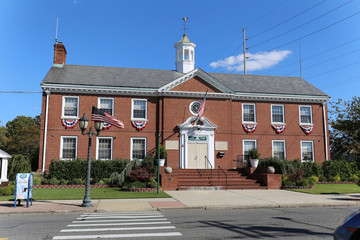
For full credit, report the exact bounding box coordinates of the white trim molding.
[60,136,78,160]
[96,137,113,160]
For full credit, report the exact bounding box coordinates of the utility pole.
[243,28,247,75]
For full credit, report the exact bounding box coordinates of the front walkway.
[1,190,360,214]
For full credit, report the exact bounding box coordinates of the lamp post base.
[81,201,92,207]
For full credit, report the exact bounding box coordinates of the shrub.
[309,175,319,183]
[282,176,295,187]
[98,180,105,185]
[248,148,260,159]
[127,166,155,183]
[302,161,321,178]
[48,158,130,182]
[110,172,121,186]
[41,178,48,185]
[0,187,12,196]
[259,158,285,174]
[49,178,60,185]
[74,179,83,185]
[59,179,69,185]
[33,177,42,186]
[147,178,157,188]
[103,178,111,185]
[7,155,31,181]
[351,174,359,182]
[296,179,310,187]
[9,185,15,195]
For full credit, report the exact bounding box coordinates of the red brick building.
[38,34,330,177]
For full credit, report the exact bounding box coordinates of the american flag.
[197,90,208,118]
[91,106,124,128]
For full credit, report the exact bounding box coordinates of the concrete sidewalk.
[1,190,360,214]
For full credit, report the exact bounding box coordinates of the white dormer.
[174,34,196,73]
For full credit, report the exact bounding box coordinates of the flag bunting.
[61,119,78,129]
[243,124,257,133]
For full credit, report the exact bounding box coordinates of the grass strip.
[0,188,171,201]
[288,184,360,195]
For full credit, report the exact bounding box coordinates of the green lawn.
[0,188,171,201]
[289,184,360,195]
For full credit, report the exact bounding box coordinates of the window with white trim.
[272,140,286,160]
[300,106,312,124]
[131,138,146,160]
[98,98,114,115]
[60,136,77,160]
[62,96,79,118]
[242,103,256,123]
[97,137,113,160]
[243,140,257,162]
[132,99,147,120]
[271,105,284,124]
[301,141,314,162]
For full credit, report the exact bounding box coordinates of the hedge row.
[48,158,130,182]
[0,185,15,196]
[258,158,360,182]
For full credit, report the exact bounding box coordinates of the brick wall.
[38,77,329,172]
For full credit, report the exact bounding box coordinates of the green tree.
[7,154,32,181]
[4,116,40,170]
[330,97,360,160]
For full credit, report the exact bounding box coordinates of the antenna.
[182,17,189,34]
[299,38,302,78]
[55,17,59,43]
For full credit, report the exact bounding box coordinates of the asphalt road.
[0,206,357,240]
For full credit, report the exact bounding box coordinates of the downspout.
[322,101,329,160]
[42,90,50,173]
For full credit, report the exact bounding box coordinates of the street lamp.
[79,113,103,207]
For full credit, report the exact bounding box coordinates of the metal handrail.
[218,165,228,191]
[205,156,213,179]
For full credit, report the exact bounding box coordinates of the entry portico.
[178,116,217,169]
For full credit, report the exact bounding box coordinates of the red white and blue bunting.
[243,124,257,133]
[61,119,78,129]
[102,123,112,130]
[131,121,148,130]
[272,124,286,134]
[301,125,314,135]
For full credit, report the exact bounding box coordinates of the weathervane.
[182,17,188,34]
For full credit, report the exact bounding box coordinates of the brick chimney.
[53,42,67,65]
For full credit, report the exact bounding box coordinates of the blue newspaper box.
[14,173,33,208]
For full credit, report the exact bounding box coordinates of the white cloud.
[210,50,292,72]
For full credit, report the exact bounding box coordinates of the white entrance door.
[187,142,208,169]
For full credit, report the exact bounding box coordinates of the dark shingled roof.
[42,64,328,97]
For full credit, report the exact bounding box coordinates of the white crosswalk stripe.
[52,211,182,239]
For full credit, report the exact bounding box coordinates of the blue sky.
[1,0,359,125]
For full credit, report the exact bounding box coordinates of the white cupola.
[174,33,196,73]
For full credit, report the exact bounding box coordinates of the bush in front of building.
[0,185,15,196]
[322,160,354,181]
[48,158,130,183]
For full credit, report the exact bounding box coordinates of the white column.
[0,158,9,183]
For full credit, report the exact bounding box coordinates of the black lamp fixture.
[79,113,103,207]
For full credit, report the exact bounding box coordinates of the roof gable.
[158,68,233,94]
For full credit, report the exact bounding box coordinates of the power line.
[248,0,354,50]
[254,10,360,56]
[245,0,287,29]
[283,47,360,76]
[0,91,42,93]
[248,0,327,40]
[306,59,360,79]
[319,75,360,90]
[262,35,360,74]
